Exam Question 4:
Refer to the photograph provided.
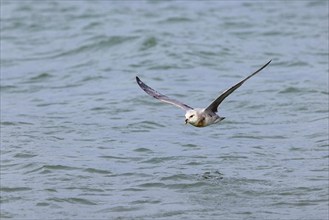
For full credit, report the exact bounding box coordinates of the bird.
[136,60,272,127]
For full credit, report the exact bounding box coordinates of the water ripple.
[1,1,328,219]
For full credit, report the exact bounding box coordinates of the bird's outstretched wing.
[205,60,272,113]
[136,76,193,111]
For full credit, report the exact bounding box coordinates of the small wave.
[279,87,302,94]
[181,143,200,148]
[133,147,154,153]
[1,121,17,126]
[26,164,80,174]
[160,174,191,181]
[137,182,166,188]
[42,165,80,170]
[48,197,97,205]
[0,85,17,92]
[139,36,157,51]
[83,168,112,175]
[231,135,262,139]
[14,153,37,158]
[51,35,139,58]
[1,187,32,192]
[29,72,53,81]
[80,75,107,82]
[127,120,165,131]
[36,202,50,207]
[141,156,178,164]
[158,17,194,24]
[166,181,210,189]
[100,205,141,213]
[130,199,161,205]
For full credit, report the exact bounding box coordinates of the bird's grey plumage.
[205,59,272,113]
[136,76,193,111]
[136,60,272,127]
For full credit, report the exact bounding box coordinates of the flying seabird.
[136,60,272,127]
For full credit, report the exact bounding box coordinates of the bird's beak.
[185,119,188,124]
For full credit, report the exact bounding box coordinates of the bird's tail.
[215,117,225,124]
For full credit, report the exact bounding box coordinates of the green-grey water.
[1,1,328,219]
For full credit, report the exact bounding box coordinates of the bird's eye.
[189,115,194,118]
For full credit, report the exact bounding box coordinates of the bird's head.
[185,109,199,125]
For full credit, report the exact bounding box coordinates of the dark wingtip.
[266,59,272,67]
[136,76,142,85]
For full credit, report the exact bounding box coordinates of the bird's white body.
[185,108,224,127]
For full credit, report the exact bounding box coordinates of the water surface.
[1,1,328,219]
